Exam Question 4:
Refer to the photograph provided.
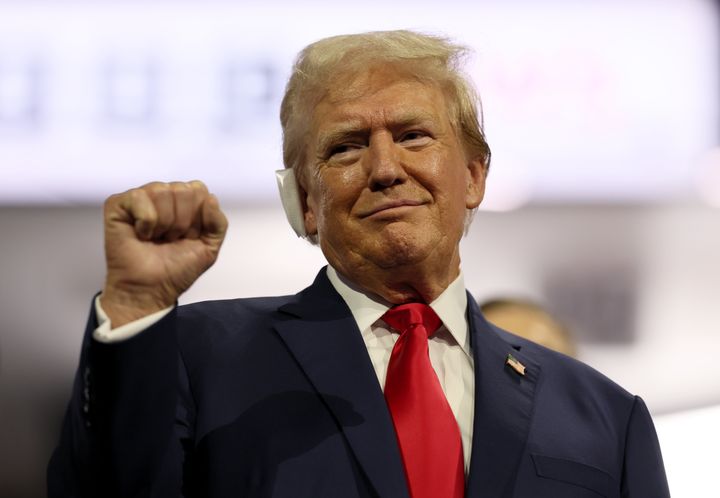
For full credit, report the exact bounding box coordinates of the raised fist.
[99,181,228,327]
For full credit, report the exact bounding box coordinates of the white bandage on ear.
[275,169,307,237]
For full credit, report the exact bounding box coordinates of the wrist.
[100,285,175,328]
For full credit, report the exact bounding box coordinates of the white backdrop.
[0,0,717,207]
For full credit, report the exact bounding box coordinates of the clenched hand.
[100,181,228,327]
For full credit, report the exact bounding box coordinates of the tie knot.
[382,303,442,337]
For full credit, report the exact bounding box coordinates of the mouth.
[360,199,426,218]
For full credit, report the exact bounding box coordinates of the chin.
[370,227,439,269]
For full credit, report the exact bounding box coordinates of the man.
[49,31,669,498]
[480,298,576,357]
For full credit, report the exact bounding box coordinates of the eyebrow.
[315,110,438,154]
[316,124,365,155]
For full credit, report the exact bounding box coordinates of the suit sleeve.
[621,396,671,498]
[48,300,190,498]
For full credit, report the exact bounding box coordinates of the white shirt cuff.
[92,295,174,343]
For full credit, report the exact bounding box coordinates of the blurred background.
[1,0,718,495]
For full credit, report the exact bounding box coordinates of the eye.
[330,144,354,155]
[399,130,432,146]
[327,143,364,161]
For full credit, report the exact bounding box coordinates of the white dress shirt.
[325,267,475,473]
[93,266,475,472]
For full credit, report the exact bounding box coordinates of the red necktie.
[382,303,465,498]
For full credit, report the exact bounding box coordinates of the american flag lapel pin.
[505,353,526,376]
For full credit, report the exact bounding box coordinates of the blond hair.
[280,30,491,182]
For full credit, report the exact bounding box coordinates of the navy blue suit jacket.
[49,268,669,497]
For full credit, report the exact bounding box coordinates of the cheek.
[423,153,467,198]
[308,174,350,229]
[319,169,364,208]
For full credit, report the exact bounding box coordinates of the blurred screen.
[0,0,717,208]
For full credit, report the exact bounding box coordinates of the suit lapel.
[274,269,410,498]
[465,297,541,498]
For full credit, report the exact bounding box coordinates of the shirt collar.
[325,266,470,357]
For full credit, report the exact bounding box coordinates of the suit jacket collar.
[465,296,541,498]
[275,269,410,498]
[274,269,540,498]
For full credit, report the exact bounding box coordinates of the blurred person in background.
[480,298,576,357]
[48,30,669,498]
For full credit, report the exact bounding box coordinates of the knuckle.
[104,193,119,210]
[127,188,143,202]
[172,182,194,204]
[170,181,191,192]
[189,180,208,194]
[145,181,170,198]
[143,180,167,189]
[128,189,152,213]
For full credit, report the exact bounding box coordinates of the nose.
[365,132,408,190]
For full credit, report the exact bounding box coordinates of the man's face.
[301,67,487,280]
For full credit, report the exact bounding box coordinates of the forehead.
[311,67,452,134]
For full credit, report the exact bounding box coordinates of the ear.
[274,169,309,237]
[303,186,318,236]
[465,155,488,209]
[296,169,319,236]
